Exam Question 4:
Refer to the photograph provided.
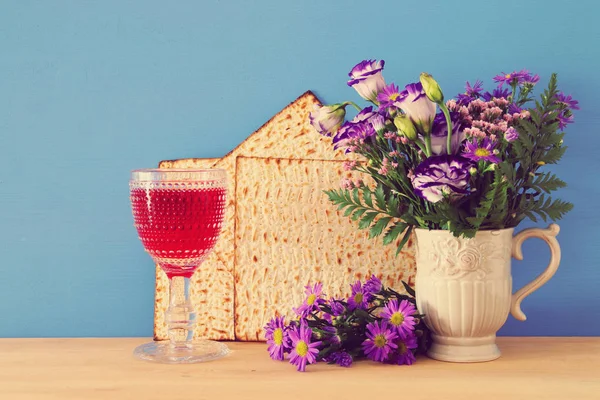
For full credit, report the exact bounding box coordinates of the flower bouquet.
[264,276,430,372]
[309,60,577,362]
[311,60,576,249]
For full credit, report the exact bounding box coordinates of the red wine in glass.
[130,185,226,278]
[129,168,229,364]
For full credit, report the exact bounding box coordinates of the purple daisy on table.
[362,320,398,362]
[328,298,345,316]
[293,282,325,318]
[347,59,386,103]
[389,333,418,365]
[463,137,501,163]
[410,155,472,203]
[505,127,519,142]
[347,280,370,311]
[380,299,417,338]
[264,316,291,361]
[555,92,580,110]
[288,324,322,372]
[377,83,402,108]
[363,275,383,295]
[482,87,512,101]
[330,351,353,367]
[321,325,342,345]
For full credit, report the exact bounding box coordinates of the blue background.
[1,0,598,338]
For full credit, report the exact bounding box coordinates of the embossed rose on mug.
[456,247,481,271]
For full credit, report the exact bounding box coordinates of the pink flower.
[446,99,459,111]
[343,160,358,171]
[340,179,353,190]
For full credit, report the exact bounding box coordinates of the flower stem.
[439,102,453,155]
[414,139,429,156]
[347,101,362,112]
[425,135,432,157]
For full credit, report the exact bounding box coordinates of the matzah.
[234,157,416,340]
[154,91,417,341]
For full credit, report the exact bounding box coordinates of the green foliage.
[325,185,413,254]
[504,73,574,227]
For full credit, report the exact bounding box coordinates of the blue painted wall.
[1,0,598,337]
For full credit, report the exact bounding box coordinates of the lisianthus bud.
[419,72,444,104]
[469,166,477,175]
[393,114,418,141]
[309,103,349,137]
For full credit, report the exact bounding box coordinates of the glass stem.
[166,276,196,350]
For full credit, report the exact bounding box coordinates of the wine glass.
[129,168,229,363]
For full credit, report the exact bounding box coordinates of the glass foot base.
[133,340,230,364]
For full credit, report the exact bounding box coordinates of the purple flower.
[508,103,523,114]
[463,137,501,163]
[309,103,348,137]
[394,82,436,135]
[370,114,387,134]
[493,70,527,87]
[482,87,512,101]
[288,324,322,372]
[410,155,472,203]
[389,334,418,365]
[493,69,539,87]
[521,71,540,85]
[430,112,467,155]
[351,106,378,124]
[362,320,398,362]
[331,107,378,150]
[264,316,291,361]
[457,80,484,105]
[347,280,370,311]
[363,275,382,295]
[380,299,417,338]
[330,351,353,367]
[328,298,345,316]
[332,122,376,151]
[555,92,580,110]
[557,111,574,129]
[321,325,342,345]
[293,283,325,318]
[377,83,402,108]
[505,127,519,142]
[347,59,386,103]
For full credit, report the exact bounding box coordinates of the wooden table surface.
[0,337,598,400]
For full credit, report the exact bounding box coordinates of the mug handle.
[510,224,561,321]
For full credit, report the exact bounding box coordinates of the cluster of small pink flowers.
[378,158,393,175]
[383,131,403,143]
[463,127,486,138]
[449,96,532,140]
[340,178,364,190]
[343,160,358,171]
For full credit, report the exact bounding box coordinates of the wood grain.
[0,338,598,400]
